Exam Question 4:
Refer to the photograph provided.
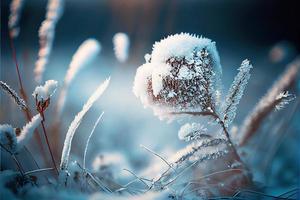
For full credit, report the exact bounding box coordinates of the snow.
[0,124,17,153]
[17,114,42,151]
[33,80,58,101]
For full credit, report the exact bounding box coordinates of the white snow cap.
[33,80,58,101]
[113,32,130,62]
[151,33,221,67]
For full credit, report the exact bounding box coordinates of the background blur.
[1,0,300,194]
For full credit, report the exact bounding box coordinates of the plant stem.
[9,33,48,161]
[12,154,25,176]
[41,119,59,175]
[0,143,25,176]
[169,111,243,163]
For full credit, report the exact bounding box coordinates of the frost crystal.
[0,124,17,153]
[223,59,252,126]
[0,81,27,110]
[113,33,130,62]
[33,80,58,101]
[8,0,25,38]
[34,0,64,83]
[178,123,208,142]
[133,33,222,118]
[275,91,295,110]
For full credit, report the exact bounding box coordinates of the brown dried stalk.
[239,57,300,146]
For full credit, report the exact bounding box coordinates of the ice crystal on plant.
[0,81,27,110]
[133,33,222,118]
[113,33,130,62]
[274,91,295,110]
[178,123,208,142]
[33,80,58,102]
[223,59,252,127]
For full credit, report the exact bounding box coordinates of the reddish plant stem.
[41,117,59,175]
[8,33,49,164]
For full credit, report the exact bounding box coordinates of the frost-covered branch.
[239,58,300,146]
[223,60,252,127]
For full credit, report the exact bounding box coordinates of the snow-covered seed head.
[133,33,222,118]
[0,124,17,153]
[113,32,130,63]
[33,80,58,102]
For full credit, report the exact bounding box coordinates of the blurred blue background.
[1,0,299,194]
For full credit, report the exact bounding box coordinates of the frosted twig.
[24,168,54,175]
[223,60,252,126]
[123,168,150,189]
[1,81,27,110]
[83,112,104,169]
[239,57,300,146]
[60,78,110,170]
[140,144,176,173]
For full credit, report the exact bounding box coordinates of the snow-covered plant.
[0,80,27,110]
[56,39,101,117]
[16,114,42,152]
[60,78,110,171]
[133,33,222,118]
[34,0,64,83]
[239,58,299,146]
[223,59,252,127]
[0,114,41,154]
[8,0,25,38]
[33,80,58,102]
[113,33,130,62]
[33,80,58,119]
